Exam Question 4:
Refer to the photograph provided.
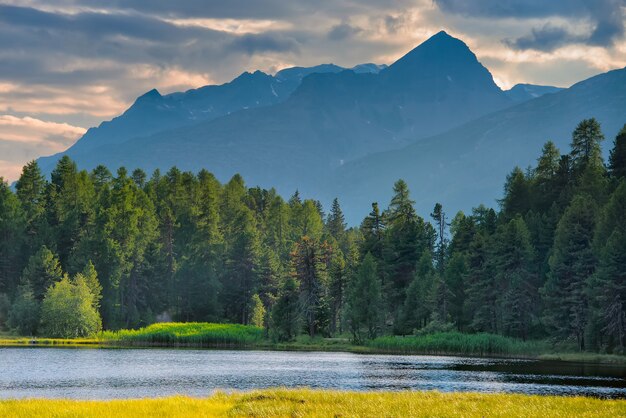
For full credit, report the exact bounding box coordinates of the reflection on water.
[1,347,625,399]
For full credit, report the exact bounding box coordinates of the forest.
[0,118,625,353]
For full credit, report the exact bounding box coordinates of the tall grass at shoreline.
[369,332,552,357]
[1,389,624,417]
[100,322,264,347]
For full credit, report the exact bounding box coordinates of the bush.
[39,276,102,338]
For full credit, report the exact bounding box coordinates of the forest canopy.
[0,119,625,351]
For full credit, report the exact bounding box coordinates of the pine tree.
[0,180,24,296]
[326,198,346,242]
[360,202,385,261]
[492,217,536,339]
[223,209,261,324]
[589,180,626,351]
[542,195,597,349]
[250,293,266,327]
[7,283,40,335]
[500,167,530,220]
[21,246,64,301]
[15,161,47,255]
[291,236,327,337]
[570,118,604,174]
[532,141,562,212]
[346,253,382,342]
[609,125,626,181]
[271,277,300,341]
[402,250,436,332]
[430,203,448,272]
[384,180,429,321]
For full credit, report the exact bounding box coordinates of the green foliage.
[39,275,102,338]
[21,246,63,301]
[2,119,626,353]
[542,195,597,349]
[609,125,626,180]
[369,332,549,356]
[250,294,266,328]
[101,322,263,346]
[346,253,382,343]
[7,284,40,335]
[271,277,300,341]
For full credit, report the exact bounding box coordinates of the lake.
[1,348,626,399]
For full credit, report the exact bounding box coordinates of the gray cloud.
[435,0,626,49]
[505,25,586,51]
[327,23,362,41]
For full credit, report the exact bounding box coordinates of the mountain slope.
[334,67,626,221]
[38,63,384,174]
[505,83,563,102]
[37,31,513,200]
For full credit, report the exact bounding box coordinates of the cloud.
[0,0,624,176]
[505,25,586,51]
[0,114,86,181]
[434,0,626,49]
[229,33,300,55]
[327,23,363,41]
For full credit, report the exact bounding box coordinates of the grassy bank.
[100,322,265,347]
[1,389,624,417]
[368,332,552,357]
[3,323,626,364]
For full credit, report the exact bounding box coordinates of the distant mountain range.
[36,31,626,223]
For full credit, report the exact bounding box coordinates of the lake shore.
[1,389,625,417]
[2,334,626,366]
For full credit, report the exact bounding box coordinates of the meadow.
[1,389,625,417]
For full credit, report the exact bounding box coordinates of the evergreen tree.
[360,202,385,261]
[542,195,597,349]
[492,217,537,339]
[250,293,266,327]
[15,161,48,256]
[223,209,260,324]
[7,283,40,335]
[346,253,382,342]
[384,180,428,321]
[501,167,530,220]
[21,246,63,301]
[430,203,448,272]
[291,236,327,337]
[326,198,346,242]
[609,125,626,180]
[271,277,300,341]
[402,249,436,332]
[0,180,24,295]
[570,118,604,174]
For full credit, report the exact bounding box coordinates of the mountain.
[38,62,383,173]
[38,31,514,198]
[505,83,563,102]
[334,67,626,221]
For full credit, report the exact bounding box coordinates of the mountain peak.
[137,88,162,100]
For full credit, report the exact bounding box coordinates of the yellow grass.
[1,389,625,417]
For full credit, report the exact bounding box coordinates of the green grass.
[3,323,626,365]
[1,389,624,417]
[99,322,265,347]
[369,332,552,357]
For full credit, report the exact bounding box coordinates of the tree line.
[0,118,625,351]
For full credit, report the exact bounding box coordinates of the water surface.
[1,348,625,399]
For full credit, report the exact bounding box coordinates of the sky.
[1,0,626,181]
